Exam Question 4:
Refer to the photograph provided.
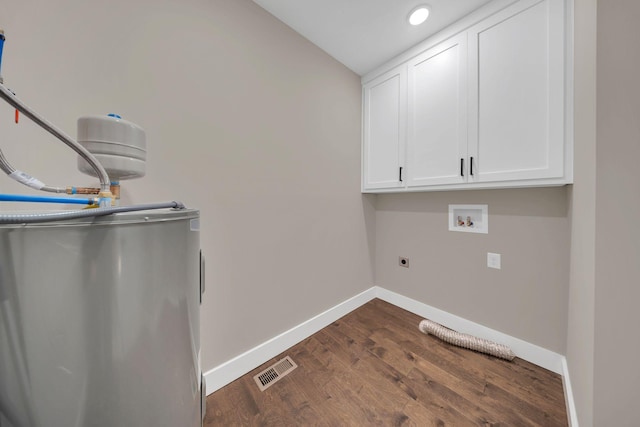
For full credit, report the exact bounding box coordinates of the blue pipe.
[0,194,94,205]
[0,30,5,82]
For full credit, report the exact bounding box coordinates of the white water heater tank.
[77,114,146,181]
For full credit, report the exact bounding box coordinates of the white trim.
[361,178,570,193]
[205,286,568,398]
[561,357,580,427]
[204,287,376,394]
[374,287,564,374]
[564,0,575,184]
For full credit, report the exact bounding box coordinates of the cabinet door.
[468,0,565,183]
[407,33,468,187]
[362,65,406,190]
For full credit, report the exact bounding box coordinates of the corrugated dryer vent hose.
[418,318,516,361]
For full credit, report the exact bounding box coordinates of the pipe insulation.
[418,318,516,361]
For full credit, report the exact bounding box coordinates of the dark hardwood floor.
[205,299,568,426]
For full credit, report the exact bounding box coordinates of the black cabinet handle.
[399,166,403,182]
[470,157,474,176]
[460,158,464,177]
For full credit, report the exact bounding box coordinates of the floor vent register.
[253,356,297,391]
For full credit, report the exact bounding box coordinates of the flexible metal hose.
[0,148,66,193]
[0,84,110,193]
[418,318,516,361]
[0,147,15,175]
[0,201,185,224]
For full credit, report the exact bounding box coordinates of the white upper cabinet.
[361,0,572,193]
[407,33,468,187]
[468,0,566,183]
[362,65,407,191]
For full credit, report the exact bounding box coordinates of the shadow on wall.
[373,186,570,219]
[361,193,377,283]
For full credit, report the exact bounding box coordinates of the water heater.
[0,28,204,427]
[0,209,205,427]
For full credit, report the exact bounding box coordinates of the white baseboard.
[205,286,568,397]
[204,287,376,394]
[561,357,580,427]
[374,287,564,374]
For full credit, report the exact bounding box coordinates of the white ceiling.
[252,0,494,76]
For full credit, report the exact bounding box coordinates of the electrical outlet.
[487,252,501,269]
[399,257,410,268]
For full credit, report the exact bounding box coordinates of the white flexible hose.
[0,84,110,193]
[418,318,516,361]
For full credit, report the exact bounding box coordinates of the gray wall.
[0,0,375,371]
[566,0,597,425]
[376,188,570,353]
[7,3,639,425]
[594,1,640,425]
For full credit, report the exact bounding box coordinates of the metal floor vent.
[253,356,297,391]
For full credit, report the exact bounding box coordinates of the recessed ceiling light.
[408,5,430,26]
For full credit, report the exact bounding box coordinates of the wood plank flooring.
[205,299,568,426]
